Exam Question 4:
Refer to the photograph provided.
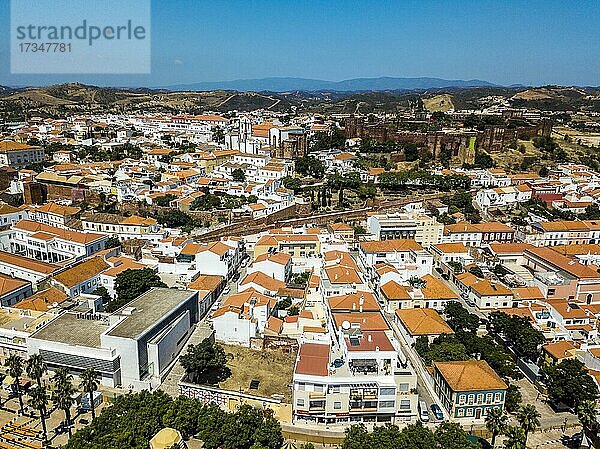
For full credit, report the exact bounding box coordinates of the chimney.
[567,305,571,313]
[368,334,372,342]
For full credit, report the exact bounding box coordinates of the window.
[381,387,396,395]
[379,401,395,408]
[458,395,466,405]
[486,393,492,404]
[314,384,324,393]
[457,408,465,417]
[333,401,342,410]
[468,394,474,405]
[296,399,304,407]
[332,385,340,394]
[494,392,502,402]
[298,383,305,391]
[399,399,410,410]
[467,408,474,417]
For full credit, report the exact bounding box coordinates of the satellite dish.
[342,320,351,330]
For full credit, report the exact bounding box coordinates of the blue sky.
[0,0,598,87]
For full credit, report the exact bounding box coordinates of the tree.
[503,426,526,449]
[153,194,177,207]
[578,400,598,439]
[157,210,195,228]
[516,404,540,445]
[28,385,48,444]
[80,368,99,420]
[444,302,479,333]
[26,353,46,386]
[434,422,480,449]
[295,156,325,179]
[253,417,283,449]
[104,235,121,249]
[5,354,25,414]
[180,338,231,384]
[542,359,599,409]
[485,407,507,447]
[111,268,166,311]
[93,286,111,303]
[163,396,202,439]
[53,368,76,437]
[232,168,246,182]
[504,384,523,413]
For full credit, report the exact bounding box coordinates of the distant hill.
[163,76,497,92]
[1,83,599,119]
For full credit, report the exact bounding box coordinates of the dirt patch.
[423,94,454,112]
[219,344,296,402]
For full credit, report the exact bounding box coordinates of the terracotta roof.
[240,271,286,292]
[434,360,507,392]
[187,275,224,292]
[254,252,291,265]
[332,312,389,331]
[328,292,380,312]
[359,239,422,253]
[0,141,36,151]
[0,251,60,275]
[266,316,283,334]
[545,299,588,319]
[525,247,600,279]
[324,266,362,284]
[329,222,353,232]
[13,287,67,311]
[13,220,105,245]
[119,215,157,226]
[543,341,578,360]
[537,220,589,232]
[52,257,109,289]
[295,343,329,377]
[396,308,454,336]
[380,280,411,300]
[551,244,600,257]
[344,331,394,352]
[431,243,469,254]
[512,286,544,301]
[35,202,80,217]
[102,258,146,278]
[455,272,513,297]
[0,274,29,296]
[421,274,460,300]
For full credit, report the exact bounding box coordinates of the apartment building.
[293,336,418,424]
[433,360,507,420]
[10,220,108,263]
[0,141,45,168]
[366,212,443,246]
[30,202,80,229]
[81,213,166,242]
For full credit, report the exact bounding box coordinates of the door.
[475,408,481,419]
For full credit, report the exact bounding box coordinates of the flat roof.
[30,312,110,348]
[106,288,196,339]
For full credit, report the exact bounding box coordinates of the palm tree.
[516,404,541,445]
[26,354,46,386]
[79,368,99,420]
[503,425,526,449]
[28,385,48,444]
[485,407,508,447]
[5,355,25,414]
[52,368,76,437]
[578,400,598,438]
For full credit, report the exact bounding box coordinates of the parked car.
[223,286,231,295]
[430,403,444,421]
[418,400,429,422]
